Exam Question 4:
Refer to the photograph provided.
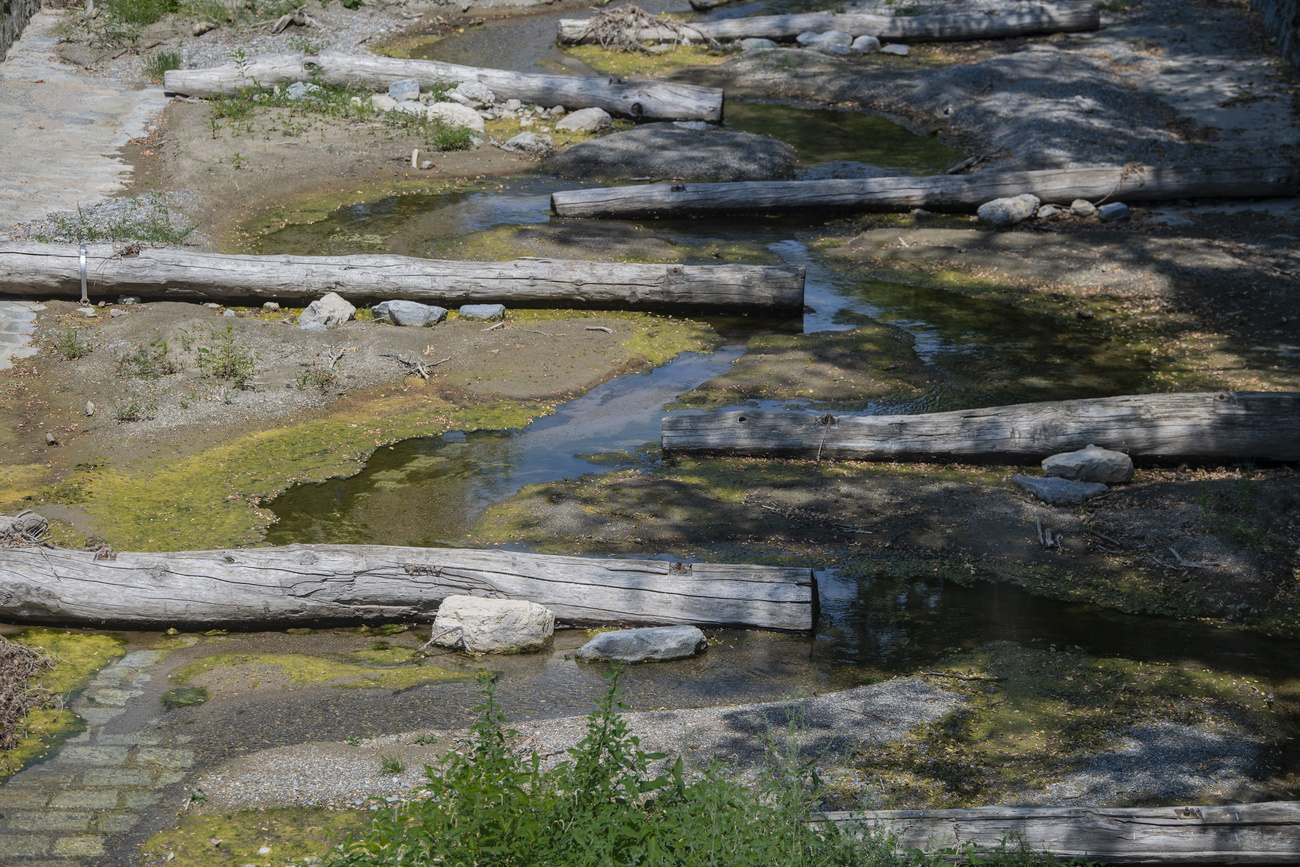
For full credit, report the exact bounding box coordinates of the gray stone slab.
[1013,475,1109,506]
[135,747,194,768]
[52,835,106,857]
[82,768,151,786]
[2,834,51,856]
[2,811,92,831]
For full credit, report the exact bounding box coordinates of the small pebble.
[206,302,221,309]
[45,431,58,446]
[86,401,95,416]
[262,301,280,311]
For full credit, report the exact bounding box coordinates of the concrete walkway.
[0,10,168,232]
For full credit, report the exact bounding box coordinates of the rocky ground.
[2,0,1300,860]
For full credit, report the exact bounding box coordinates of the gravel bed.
[195,678,965,810]
[3,191,199,245]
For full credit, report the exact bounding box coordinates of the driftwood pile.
[0,637,55,751]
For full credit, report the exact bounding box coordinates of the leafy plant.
[195,326,258,389]
[51,328,94,360]
[413,732,437,745]
[114,399,158,423]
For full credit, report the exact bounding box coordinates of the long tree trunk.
[551,165,1300,218]
[0,243,805,311]
[0,545,816,631]
[661,393,1300,462]
[163,51,724,122]
[558,2,1100,44]
[824,801,1300,864]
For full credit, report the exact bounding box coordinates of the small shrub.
[195,326,258,389]
[51,328,94,360]
[143,50,182,81]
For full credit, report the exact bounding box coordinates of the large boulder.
[423,101,486,134]
[1013,475,1108,506]
[373,300,447,327]
[575,626,707,663]
[431,596,555,653]
[1042,443,1134,485]
[544,125,797,182]
[978,194,1041,226]
[298,292,355,329]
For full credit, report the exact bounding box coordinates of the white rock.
[555,106,612,133]
[977,194,1040,226]
[431,596,555,653]
[576,626,707,663]
[77,306,96,316]
[1037,204,1063,218]
[371,93,398,112]
[1070,198,1097,217]
[1098,202,1130,222]
[424,101,486,133]
[298,292,355,329]
[505,98,523,111]
[285,81,323,100]
[547,105,566,117]
[449,80,495,108]
[501,132,553,154]
[85,401,94,417]
[1013,475,1108,506]
[1042,443,1134,484]
[740,37,779,49]
[880,43,909,55]
[372,300,447,326]
[851,34,881,53]
[387,79,421,102]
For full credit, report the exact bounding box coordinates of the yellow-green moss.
[140,807,367,866]
[1,629,126,781]
[563,44,735,78]
[73,394,544,551]
[0,463,49,510]
[171,652,466,692]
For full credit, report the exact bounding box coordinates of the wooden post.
[163,51,724,122]
[661,393,1300,463]
[551,165,1300,219]
[0,545,816,631]
[0,243,805,311]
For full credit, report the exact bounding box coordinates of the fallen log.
[551,164,1300,219]
[163,51,723,122]
[558,2,1100,44]
[823,801,1300,864]
[661,393,1300,462]
[0,545,815,631]
[0,243,805,311]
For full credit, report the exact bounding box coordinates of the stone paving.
[0,300,42,372]
[0,650,194,866]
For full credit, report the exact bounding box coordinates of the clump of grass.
[50,328,94,360]
[143,49,182,80]
[114,399,158,423]
[36,196,194,245]
[115,335,178,379]
[379,754,406,775]
[332,672,1096,867]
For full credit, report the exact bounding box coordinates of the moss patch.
[140,807,367,866]
[671,323,934,410]
[171,652,467,693]
[852,642,1280,808]
[71,392,542,551]
[0,629,125,781]
[563,44,735,78]
[0,463,49,511]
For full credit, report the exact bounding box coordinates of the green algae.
[171,652,467,692]
[0,630,126,781]
[140,807,367,866]
[72,394,545,552]
[851,641,1281,809]
[161,686,211,709]
[563,44,735,78]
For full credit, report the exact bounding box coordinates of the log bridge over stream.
[0,545,816,632]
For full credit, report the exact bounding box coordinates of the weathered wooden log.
[823,801,1300,864]
[551,164,1300,219]
[0,243,805,311]
[0,545,815,631]
[558,2,1100,44]
[163,51,724,122]
[661,393,1300,462]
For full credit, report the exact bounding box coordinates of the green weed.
[379,755,406,775]
[114,399,158,423]
[143,50,182,80]
[194,326,258,389]
[50,328,94,360]
[115,335,178,379]
[36,197,193,245]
